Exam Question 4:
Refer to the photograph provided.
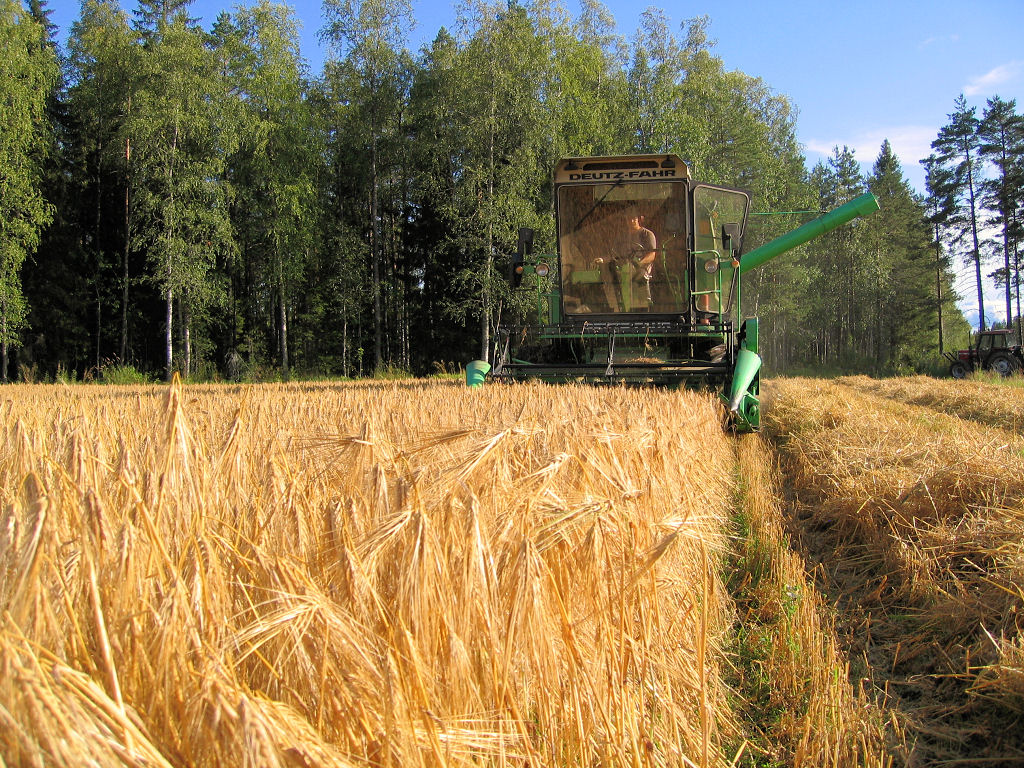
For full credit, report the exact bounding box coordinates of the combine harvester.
[467,154,879,431]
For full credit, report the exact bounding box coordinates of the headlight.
[703,259,719,274]
[535,262,550,278]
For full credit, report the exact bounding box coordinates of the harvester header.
[471,154,879,431]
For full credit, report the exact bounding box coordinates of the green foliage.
[11,1,975,381]
[373,362,413,379]
[0,0,58,380]
[100,363,152,384]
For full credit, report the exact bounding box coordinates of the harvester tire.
[949,361,970,379]
[987,352,1019,377]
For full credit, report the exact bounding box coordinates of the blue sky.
[47,0,1024,191]
[46,0,1024,324]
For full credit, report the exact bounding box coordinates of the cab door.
[690,185,750,320]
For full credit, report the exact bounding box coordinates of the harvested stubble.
[729,435,890,768]
[763,377,1024,765]
[1,379,737,767]
[837,374,1024,433]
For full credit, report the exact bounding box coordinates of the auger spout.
[738,192,880,275]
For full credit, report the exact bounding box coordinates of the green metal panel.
[741,318,759,354]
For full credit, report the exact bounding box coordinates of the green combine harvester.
[467,154,879,431]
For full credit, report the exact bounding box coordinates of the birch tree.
[0,0,58,381]
[128,14,231,379]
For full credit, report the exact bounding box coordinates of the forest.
[2,0,1020,382]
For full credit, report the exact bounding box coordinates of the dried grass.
[837,374,1024,433]
[1,378,739,766]
[729,435,891,768]
[764,377,1024,765]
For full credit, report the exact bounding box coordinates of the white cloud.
[964,61,1024,97]
[803,126,938,191]
[917,33,959,50]
[805,125,937,167]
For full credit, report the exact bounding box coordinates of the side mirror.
[510,227,534,287]
[721,223,741,256]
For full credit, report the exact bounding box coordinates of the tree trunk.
[1003,221,1012,328]
[934,222,944,354]
[964,145,985,331]
[371,125,382,371]
[121,164,130,362]
[95,136,104,373]
[481,93,495,363]
[183,303,191,379]
[277,254,289,378]
[165,286,173,381]
[1,299,7,383]
[342,311,348,378]
[95,286,102,372]
[1011,243,1019,342]
[165,114,178,382]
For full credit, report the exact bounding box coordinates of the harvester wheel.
[987,352,1019,377]
[949,361,969,379]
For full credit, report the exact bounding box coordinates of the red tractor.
[945,329,1023,378]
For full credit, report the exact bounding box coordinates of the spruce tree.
[865,140,933,369]
[65,0,141,371]
[133,0,197,34]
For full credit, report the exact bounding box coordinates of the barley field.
[2,374,1020,767]
[0,380,743,767]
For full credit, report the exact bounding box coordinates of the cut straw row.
[763,377,1024,764]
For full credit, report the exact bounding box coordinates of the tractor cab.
[946,329,1023,378]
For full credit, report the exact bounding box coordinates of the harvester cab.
[473,154,880,431]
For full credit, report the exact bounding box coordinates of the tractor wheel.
[987,352,1020,377]
[950,361,970,379]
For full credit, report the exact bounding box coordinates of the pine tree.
[922,153,960,353]
[932,95,987,330]
[978,96,1024,336]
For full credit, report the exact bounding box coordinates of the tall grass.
[1,379,739,766]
